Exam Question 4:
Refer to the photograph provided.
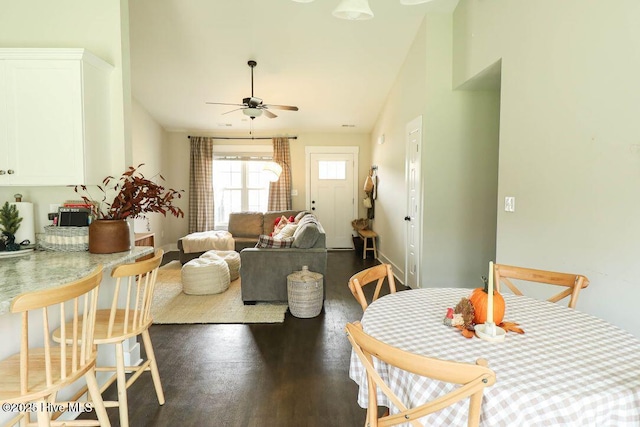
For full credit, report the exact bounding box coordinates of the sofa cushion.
[255,235,295,249]
[228,212,264,237]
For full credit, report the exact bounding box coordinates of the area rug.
[151,261,288,324]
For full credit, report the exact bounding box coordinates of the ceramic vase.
[88,219,131,254]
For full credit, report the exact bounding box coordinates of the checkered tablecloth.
[348,288,640,427]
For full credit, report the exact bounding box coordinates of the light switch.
[291,189,298,196]
[504,196,515,212]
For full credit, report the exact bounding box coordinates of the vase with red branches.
[74,164,184,253]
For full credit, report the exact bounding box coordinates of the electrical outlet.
[504,196,515,212]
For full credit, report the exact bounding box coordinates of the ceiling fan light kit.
[243,108,263,119]
[332,0,374,20]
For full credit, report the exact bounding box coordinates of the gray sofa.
[177,210,299,264]
[240,213,328,305]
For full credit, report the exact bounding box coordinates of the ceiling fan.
[206,60,299,119]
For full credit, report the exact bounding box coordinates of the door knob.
[311,200,315,204]
[0,170,5,175]
[7,170,14,175]
[404,216,411,221]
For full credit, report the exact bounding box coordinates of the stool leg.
[115,342,129,427]
[362,237,367,260]
[142,329,165,405]
[85,368,111,427]
[372,236,378,259]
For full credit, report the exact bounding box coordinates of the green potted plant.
[74,164,184,253]
[0,202,23,251]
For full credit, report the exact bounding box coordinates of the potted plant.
[74,164,184,254]
[0,202,23,251]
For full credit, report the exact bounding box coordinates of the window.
[213,159,271,228]
[318,160,346,180]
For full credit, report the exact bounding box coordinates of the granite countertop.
[0,247,154,316]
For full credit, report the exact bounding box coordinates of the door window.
[318,160,346,180]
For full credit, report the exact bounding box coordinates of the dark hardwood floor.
[84,249,403,426]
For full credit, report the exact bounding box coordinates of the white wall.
[371,18,428,279]
[422,16,499,287]
[372,14,499,287]
[132,98,177,247]
[0,0,131,238]
[453,0,640,335]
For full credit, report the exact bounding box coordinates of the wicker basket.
[38,226,89,252]
[351,218,369,231]
[287,266,323,318]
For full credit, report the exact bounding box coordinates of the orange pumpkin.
[469,287,505,325]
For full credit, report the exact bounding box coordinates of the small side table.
[134,232,155,261]
[357,229,378,260]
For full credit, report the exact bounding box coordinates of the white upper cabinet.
[0,49,113,186]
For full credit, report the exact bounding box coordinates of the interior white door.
[405,116,422,289]
[309,152,355,248]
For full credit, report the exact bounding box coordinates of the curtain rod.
[188,136,297,140]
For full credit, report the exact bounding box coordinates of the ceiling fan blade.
[206,102,246,107]
[222,107,244,115]
[262,109,277,119]
[263,104,299,111]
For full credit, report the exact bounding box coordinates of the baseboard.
[377,251,406,287]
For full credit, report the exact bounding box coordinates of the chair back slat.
[348,264,396,311]
[494,263,589,308]
[9,266,103,399]
[346,322,495,427]
[105,250,164,339]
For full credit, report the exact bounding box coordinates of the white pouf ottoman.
[202,250,241,281]
[181,257,230,295]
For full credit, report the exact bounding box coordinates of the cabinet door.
[4,60,86,185]
[0,61,7,175]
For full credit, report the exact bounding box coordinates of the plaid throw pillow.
[255,235,294,249]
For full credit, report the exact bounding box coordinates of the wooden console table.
[134,232,155,261]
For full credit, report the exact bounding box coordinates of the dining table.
[348,288,640,427]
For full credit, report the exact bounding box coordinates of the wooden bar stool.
[0,266,110,427]
[53,250,165,427]
[358,229,378,260]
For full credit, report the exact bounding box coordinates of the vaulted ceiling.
[128,0,458,135]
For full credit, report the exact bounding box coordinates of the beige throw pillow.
[275,223,298,239]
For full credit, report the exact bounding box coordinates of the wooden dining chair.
[346,322,495,427]
[493,263,589,309]
[0,266,110,427]
[54,249,165,427]
[348,264,396,311]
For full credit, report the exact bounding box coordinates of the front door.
[405,116,422,289]
[308,149,357,248]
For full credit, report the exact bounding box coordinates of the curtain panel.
[189,137,214,233]
[268,137,292,211]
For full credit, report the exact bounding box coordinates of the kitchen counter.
[0,247,154,316]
